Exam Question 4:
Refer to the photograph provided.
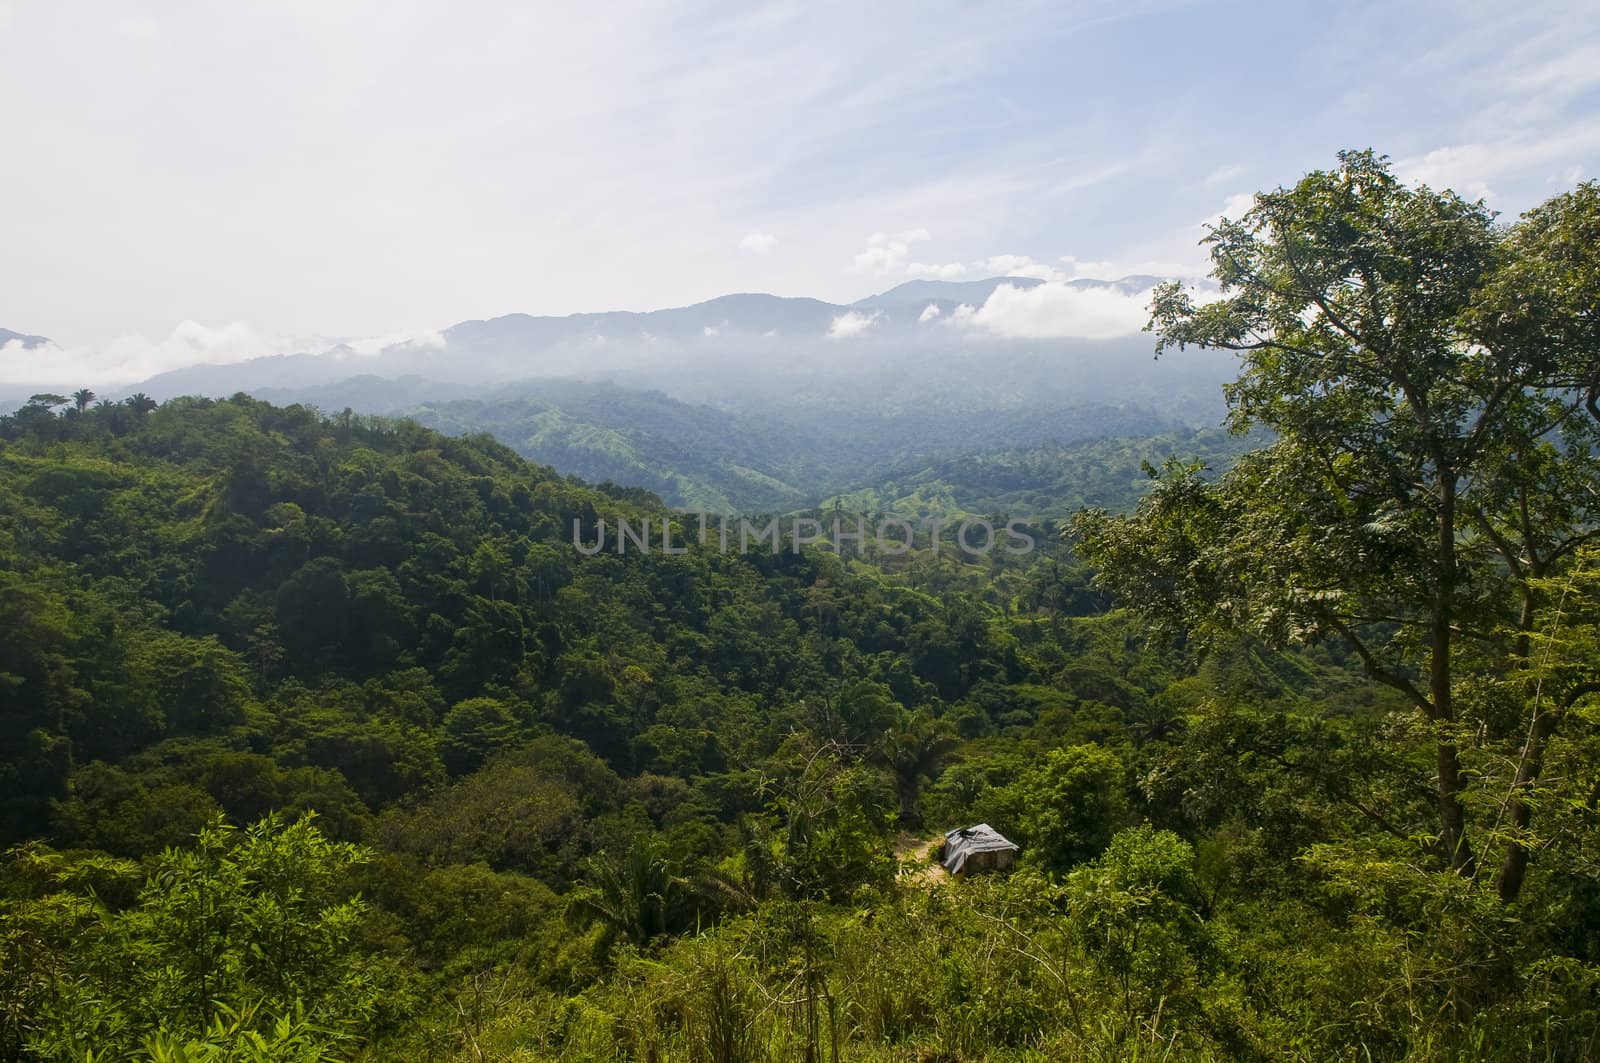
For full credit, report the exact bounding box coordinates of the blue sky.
[1,0,1596,380]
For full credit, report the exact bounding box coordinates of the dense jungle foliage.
[2,154,1599,1061]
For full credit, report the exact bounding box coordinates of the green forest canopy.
[1,154,1598,1061]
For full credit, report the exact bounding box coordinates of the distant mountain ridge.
[4,279,1239,514]
[430,275,1067,364]
[111,274,1187,401]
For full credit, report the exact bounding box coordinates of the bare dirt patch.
[894,832,946,890]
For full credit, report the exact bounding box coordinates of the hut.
[941,823,1019,876]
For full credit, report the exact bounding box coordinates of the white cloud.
[346,328,445,355]
[976,254,1063,280]
[826,309,879,339]
[0,321,283,388]
[6,2,1596,353]
[1396,126,1600,204]
[918,303,942,322]
[1395,145,1499,201]
[907,261,968,279]
[1059,195,1260,284]
[1206,192,1257,227]
[909,248,1210,290]
[0,321,451,389]
[850,228,931,274]
[950,280,1157,340]
[910,253,1084,283]
[6,3,1107,345]
[1060,253,1211,281]
[1058,255,1119,278]
[918,253,1156,284]
[851,246,900,274]
[703,325,720,337]
[739,230,777,254]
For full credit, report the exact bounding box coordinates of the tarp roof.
[943,823,1019,874]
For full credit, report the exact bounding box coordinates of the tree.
[871,708,958,827]
[1000,743,1128,874]
[127,392,158,416]
[566,834,705,949]
[0,815,383,1058]
[438,696,521,776]
[1063,825,1204,1033]
[1076,151,1600,881]
[70,388,95,413]
[1486,548,1600,902]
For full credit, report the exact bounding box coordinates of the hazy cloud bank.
[0,322,443,389]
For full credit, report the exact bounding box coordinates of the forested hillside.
[1,156,1598,1062]
[246,378,1202,514]
[821,428,1259,521]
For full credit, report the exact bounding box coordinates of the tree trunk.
[1495,704,1561,902]
[1436,742,1471,871]
[1494,586,1545,902]
[897,779,922,830]
[1432,472,1474,872]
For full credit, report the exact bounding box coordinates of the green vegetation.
[1,155,1598,1060]
[402,384,815,513]
[821,428,1259,521]
[401,381,1197,514]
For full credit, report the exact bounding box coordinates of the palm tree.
[71,388,95,413]
[566,835,739,949]
[567,835,688,948]
[873,709,959,828]
[126,392,157,416]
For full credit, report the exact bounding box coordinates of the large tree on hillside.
[1073,151,1600,890]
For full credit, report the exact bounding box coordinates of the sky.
[1,0,1597,384]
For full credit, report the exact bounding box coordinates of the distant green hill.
[400,384,826,511]
[399,380,1204,514]
[822,428,1257,521]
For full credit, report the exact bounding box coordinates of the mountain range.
[1,275,1238,513]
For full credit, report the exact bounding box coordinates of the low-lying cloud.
[827,310,879,339]
[950,281,1157,340]
[0,322,444,389]
[346,329,445,356]
[1,321,280,389]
